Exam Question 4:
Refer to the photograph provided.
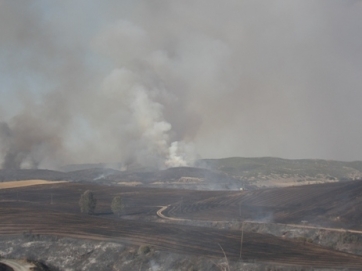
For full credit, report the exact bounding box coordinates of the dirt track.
[157,205,186,222]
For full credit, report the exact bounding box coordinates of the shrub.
[79,190,97,214]
[111,195,124,216]
[137,245,151,255]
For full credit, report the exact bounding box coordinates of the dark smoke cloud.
[0,0,362,169]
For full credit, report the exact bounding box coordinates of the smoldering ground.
[1,1,362,170]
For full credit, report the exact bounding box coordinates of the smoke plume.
[1,1,362,169]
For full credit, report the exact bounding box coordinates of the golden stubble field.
[0,180,68,189]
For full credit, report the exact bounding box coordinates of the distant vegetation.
[197,157,362,181]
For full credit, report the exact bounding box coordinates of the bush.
[79,190,97,214]
[111,195,124,216]
[137,245,151,255]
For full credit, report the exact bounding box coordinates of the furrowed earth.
[1,158,362,270]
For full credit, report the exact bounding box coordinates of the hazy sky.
[0,0,362,169]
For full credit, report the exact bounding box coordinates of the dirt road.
[156,205,186,221]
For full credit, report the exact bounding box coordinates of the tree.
[79,190,97,214]
[111,195,124,216]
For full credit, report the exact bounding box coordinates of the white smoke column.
[97,67,194,168]
[166,142,187,167]
[90,19,199,168]
[166,141,197,167]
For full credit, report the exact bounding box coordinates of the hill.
[2,157,362,190]
[0,167,242,190]
[197,157,362,187]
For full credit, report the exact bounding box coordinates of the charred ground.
[1,175,362,269]
[1,159,362,270]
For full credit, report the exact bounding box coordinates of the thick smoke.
[0,117,63,169]
[1,1,362,169]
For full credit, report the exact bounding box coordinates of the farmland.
[1,178,362,270]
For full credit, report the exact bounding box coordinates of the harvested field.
[1,182,362,268]
[0,180,67,190]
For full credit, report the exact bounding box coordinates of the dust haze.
[0,0,362,169]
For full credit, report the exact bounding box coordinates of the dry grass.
[0,180,67,189]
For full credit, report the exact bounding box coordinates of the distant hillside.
[60,162,153,173]
[0,167,242,190]
[72,166,245,190]
[2,157,362,190]
[197,157,362,187]
[0,169,67,182]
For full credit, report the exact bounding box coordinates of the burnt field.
[165,179,362,229]
[1,181,362,269]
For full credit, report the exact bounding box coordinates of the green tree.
[79,190,97,214]
[111,195,124,216]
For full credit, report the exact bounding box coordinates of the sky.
[0,0,362,169]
